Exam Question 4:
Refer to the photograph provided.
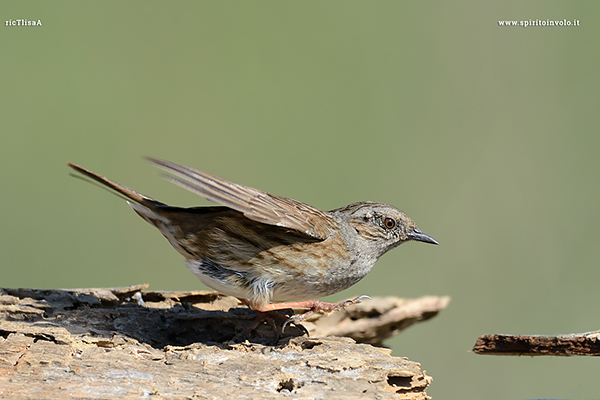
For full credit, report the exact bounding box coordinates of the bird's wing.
[147,158,338,240]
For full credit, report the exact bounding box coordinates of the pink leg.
[236,298,304,340]
[237,296,371,337]
[256,296,371,313]
[252,295,371,332]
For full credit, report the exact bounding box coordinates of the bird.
[68,158,437,333]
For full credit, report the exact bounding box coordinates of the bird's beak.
[408,229,439,245]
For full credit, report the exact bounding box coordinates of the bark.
[473,331,600,356]
[0,285,449,399]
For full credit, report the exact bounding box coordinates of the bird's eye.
[383,217,396,229]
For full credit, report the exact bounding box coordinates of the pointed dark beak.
[408,229,439,245]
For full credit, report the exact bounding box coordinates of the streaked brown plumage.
[68,158,437,327]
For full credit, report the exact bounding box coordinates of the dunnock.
[68,158,437,330]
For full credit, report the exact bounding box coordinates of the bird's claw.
[282,317,310,335]
[345,295,371,305]
[281,294,371,333]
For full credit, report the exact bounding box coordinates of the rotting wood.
[473,331,600,356]
[0,286,449,399]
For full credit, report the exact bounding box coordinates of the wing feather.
[147,158,337,240]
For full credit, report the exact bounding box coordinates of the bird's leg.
[236,299,306,341]
[237,295,370,337]
[258,295,372,332]
[237,307,281,342]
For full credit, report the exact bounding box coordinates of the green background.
[2,1,599,398]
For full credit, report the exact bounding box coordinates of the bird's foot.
[278,295,371,332]
[235,300,308,342]
[236,295,370,340]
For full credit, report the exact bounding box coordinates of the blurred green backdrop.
[2,1,599,398]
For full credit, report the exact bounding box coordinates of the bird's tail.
[67,162,161,207]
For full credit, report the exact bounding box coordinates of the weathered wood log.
[473,331,600,356]
[0,286,449,399]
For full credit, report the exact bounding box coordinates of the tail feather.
[67,162,161,207]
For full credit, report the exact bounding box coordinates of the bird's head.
[334,201,438,258]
